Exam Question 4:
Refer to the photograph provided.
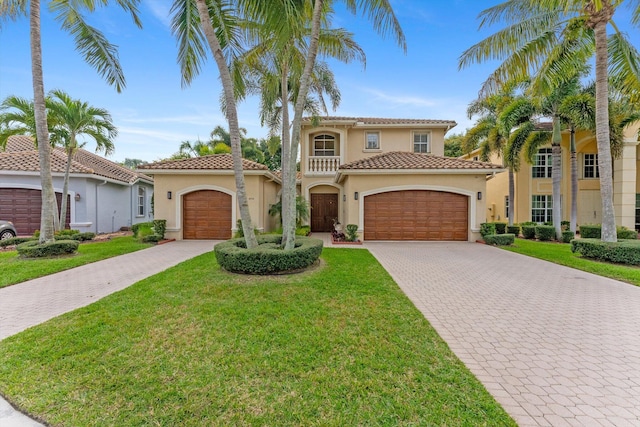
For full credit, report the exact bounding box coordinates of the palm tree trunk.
[508,167,515,226]
[195,0,258,248]
[279,61,295,249]
[284,0,324,250]
[592,6,617,242]
[552,115,562,240]
[60,146,74,229]
[570,128,578,234]
[30,0,56,243]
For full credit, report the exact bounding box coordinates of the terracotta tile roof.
[272,171,302,181]
[303,116,457,127]
[339,151,503,171]
[0,135,153,184]
[140,154,269,171]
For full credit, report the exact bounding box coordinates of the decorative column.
[613,139,639,230]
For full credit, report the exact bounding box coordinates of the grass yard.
[0,236,152,288]
[501,238,640,286]
[0,249,515,426]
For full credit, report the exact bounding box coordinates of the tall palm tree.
[459,0,640,242]
[0,95,38,146]
[2,0,142,243]
[47,90,116,229]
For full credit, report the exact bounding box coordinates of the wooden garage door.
[0,188,70,235]
[183,190,232,240]
[364,190,468,241]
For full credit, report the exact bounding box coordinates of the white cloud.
[144,0,172,27]
[361,88,439,108]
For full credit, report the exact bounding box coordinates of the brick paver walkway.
[366,242,640,427]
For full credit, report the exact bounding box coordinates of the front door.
[310,193,339,232]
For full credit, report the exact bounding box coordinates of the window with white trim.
[413,132,430,153]
[313,134,335,156]
[365,131,380,150]
[137,187,146,217]
[532,148,552,178]
[531,195,552,223]
[583,153,599,178]
[505,195,509,219]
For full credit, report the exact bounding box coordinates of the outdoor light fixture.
[167,191,172,200]
[354,192,359,200]
[75,193,81,201]
[343,194,346,202]
[477,192,482,200]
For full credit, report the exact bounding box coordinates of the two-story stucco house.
[142,117,504,242]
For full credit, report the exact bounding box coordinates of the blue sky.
[0,1,635,162]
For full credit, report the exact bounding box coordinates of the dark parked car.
[0,220,17,240]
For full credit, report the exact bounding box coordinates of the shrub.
[142,234,162,243]
[561,230,575,243]
[535,225,556,241]
[17,240,79,258]
[506,225,521,236]
[522,225,536,239]
[136,223,155,242]
[561,220,570,231]
[296,226,311,236]
[132,222,153,238]
[153,220,167,239]
[617,226,638,240]
[579,224,601,238]
[0,236,36,247]
[480,223,496,238]
[345,224,359,242]
[214,235,323,275]
[571,238,640,265]
[484,234,515,246]
[493,222,507,234]
[55,229,79,237]
[67,232,96,241]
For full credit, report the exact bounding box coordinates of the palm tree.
[47,90,117,229]
[1,0,142,243]
[459,0,640,242]
[0,95,38,146]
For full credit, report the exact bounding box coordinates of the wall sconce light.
[477,191,482,200]
[167,191,172,200]
[74,193,81,201]
[343,194,346,202]
[354,192,359,200]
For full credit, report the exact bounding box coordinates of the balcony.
[307,156,340,175]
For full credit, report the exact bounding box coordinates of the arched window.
[313,134,335,156]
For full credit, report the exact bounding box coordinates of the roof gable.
[339,151,503,171]
[139,154,269,171]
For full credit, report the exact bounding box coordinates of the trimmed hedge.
[535,225,556,241]
[507,225,521,236]
[480,223,496,238]
[484,234,515,246]
[522,225,536,239]
[132,222,154,238]
[578,224,638,239]
[561,230,575,243]
[215,235,323,275]
[0,236,36,247]
[153,219,167,239]
[68,232,96,241]
[494,222,507,234]
[17,240,79,258]
[571,238,640,265]
[142,234,162,243]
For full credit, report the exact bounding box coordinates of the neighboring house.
[0,135,154,235]
[461,122,640,229]
[143,116,504,242]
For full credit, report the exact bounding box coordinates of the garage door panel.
[364,190,468,241]
[183,190,232,240]
[0,188,70,235]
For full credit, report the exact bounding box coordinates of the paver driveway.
[366,242,640,427]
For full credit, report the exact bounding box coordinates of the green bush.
[506,225,521,236]
[561,220,570,231]
[17,240,79,258]
[483,234,515,246]
[296,226,311,236]
[493,222,507,234]
[142,234,162,243]
[345,224,359,242]
[0,236,37,247]
[571,238,640,265]
[153,220,167,239]
[535,225,556,241]
[132,222,154,238]
[55,229,79,237]
[480,223,496,238]
[579,224,601,238]
[522,225,536,239]
[136,223,155,242]
[561,230,575,243]
[214,235,323,275]
[618,227,638,240]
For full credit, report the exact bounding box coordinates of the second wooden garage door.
[364,190,468,241]
[183,190,232,240]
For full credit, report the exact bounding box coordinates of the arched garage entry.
[182,189,232,239]
[364,189,468,241]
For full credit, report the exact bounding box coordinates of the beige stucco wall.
[340,172,489,242]
[152,172,279,240]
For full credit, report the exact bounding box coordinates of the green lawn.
[0,236,152,288]
[0,249,515,426]
[501,238,640,286]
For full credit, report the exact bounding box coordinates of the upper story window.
[137,187,146,217]
[584,153,599,178]
[365,131,380,150]
[532,148,552,178]
[413,132,430,153]
[314,134,335,156]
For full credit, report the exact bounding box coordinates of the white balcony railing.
[307,156,340,175]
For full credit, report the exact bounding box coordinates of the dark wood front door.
[310,193,338,232]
